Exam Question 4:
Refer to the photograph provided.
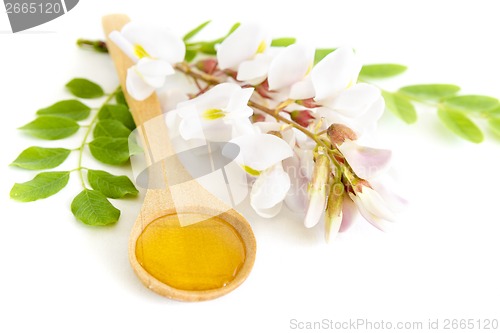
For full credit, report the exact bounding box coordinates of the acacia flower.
[176,83,254,141]
[109,22,185,100]
[216,23,273,85]
[339,139,404,230]
[230,132,293,218]
[285,47,384,135]
[267,43,314,92]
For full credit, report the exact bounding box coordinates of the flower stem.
[174,62,222,85]
[76,86,121,189]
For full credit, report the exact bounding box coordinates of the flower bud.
[297,98,320,108]
[290,110,315,127]
[304,154,330,228]
[196,58,218,74]
[327,123,358,145]
[325,181,344,242]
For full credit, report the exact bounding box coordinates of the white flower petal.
[311,47,361,102]
[304,186,326,228]
[289,77,316,100]
[177,82,241,112]
[339,140,392,179]
[355,187,396,222]
[217,23,265,69]
[349,192,388,231]
[122,22,185,64]
[339,197,358,232]
[126,66,155,101]
[109,30,138,62]
[230,133,293,171]
[329,83,380,117]
[267,44,313,91]
[351,95,385,135]
[283,155,309,213]
[136,58,175,78]
[250,164,290,217]
[236,54,273,84]
[226,87,254,118]
[316,95,385,136]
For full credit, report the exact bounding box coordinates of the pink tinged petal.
[311,47,361,102]
[370,177,408,213]
[267,44,313,91]
[109,31,138,62]
[355,187,396,222]
[349,193,388,231]
[339,197,358,233]
[283,155,309,213]
[329,83,380,117]
[126,67,155,101]
[236,54,273,85]
[231,133,293,171]
[250,164,291,218]
[289,77,315,100]
[338,140,392,180]
[217,23,265,70]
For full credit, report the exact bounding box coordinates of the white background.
[1,1,500,332]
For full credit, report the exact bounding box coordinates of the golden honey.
[135,213,246,291]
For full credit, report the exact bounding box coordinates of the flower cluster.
[110,22,405,241]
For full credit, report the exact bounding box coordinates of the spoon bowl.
[103,14,256,301]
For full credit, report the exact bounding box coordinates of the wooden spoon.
[102,14,256,301]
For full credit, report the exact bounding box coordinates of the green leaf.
[115,88,128,107]
[486,105,500,117]
[399,84,460,100]
[98,104,135,130]
[271,37,296,47]
[36,100,91,120]
[11,147,71,170]
[71,189,120,226]
[89,137,130,165]
[382,91,418,124]
[183,20,211,41]
[19,116,79,140]
[65,78,105,99]
[488,118,500,136]
[437,107,484,143]
[93,119,131,138]
[10,171,69,202]
[442,95,500,114]
[359,64,407,79]
[314,48,336,65]
[87,169,138,199]
[184,49,197,62]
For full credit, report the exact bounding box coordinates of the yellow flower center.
[202,108,225,120]
[255,40,267,54]
[134,44,151,59]
[243,165,261,176]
